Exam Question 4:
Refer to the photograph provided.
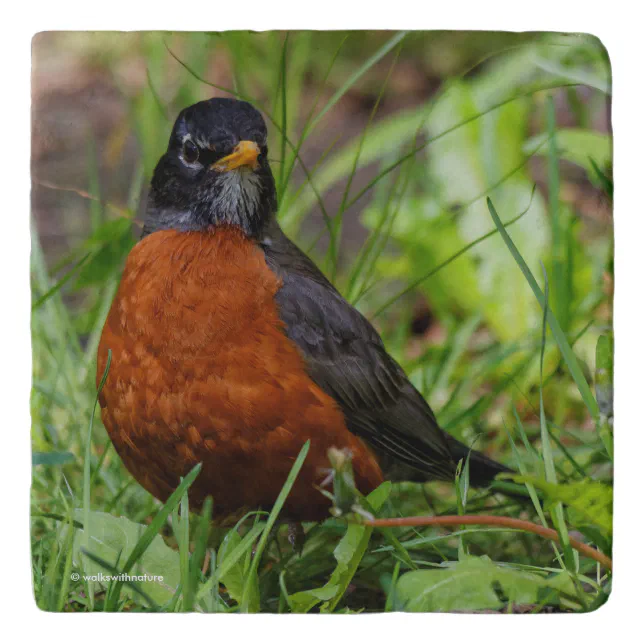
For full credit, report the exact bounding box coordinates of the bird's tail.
[444,434,512,487]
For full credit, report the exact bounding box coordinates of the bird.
[97,97,510,523]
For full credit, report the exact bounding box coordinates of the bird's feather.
[261,219,457,481]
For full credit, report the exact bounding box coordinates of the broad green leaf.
[283,37,574,237]
[362,53,556,342]
[395,555,575,612]
[533,55,611,95]
[420,79,548,341]
[524,129,611,176]
[217,529,245,603]
[195,522,265,605]
[321,481,391,613]
[512,476,612,535]
[103,462,202,610]
[289,584,339,613]
[364,197,484,319]
[288,482,391,613]
[69,510,181,606]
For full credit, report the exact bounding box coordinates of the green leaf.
[217,529,245,603]
[420,79,548,341]
[309,31,407,131]
[103,462,202,610]
[74,218,135,289]
[395,555,576,612]
[288,481,391,613]
[280,103,428,232]
[362,74,551,341]
[187,496,212,611]
[239,441,310,612]
[32,451,75,466]
[82,348,111,610]
[194,520,264,605]
[31,253,91,311]
[364,198,484,320]
[524,128,611,176]
[512,476,612,535]
[589,157,613,198]
[533,55,611,95]
[69,510,181,606]
[537,262,573,569]
[289,584,339,613]
[486,198,599,419]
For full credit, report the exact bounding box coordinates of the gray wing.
[260,220,456,481]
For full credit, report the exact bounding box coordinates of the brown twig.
[364,514,612,571]
[33,178,134,219]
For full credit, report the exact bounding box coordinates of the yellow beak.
[211,140,260,172]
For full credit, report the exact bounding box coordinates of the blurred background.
[31,31,613,612]
[32,29,612,438]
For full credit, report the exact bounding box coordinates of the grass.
[31,31,612,613]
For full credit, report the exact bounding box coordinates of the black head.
[143,98,276,238]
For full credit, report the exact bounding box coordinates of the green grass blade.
[309,32,407,131]
[187,496,213,611]
[195,522,265,604]
[104,462,202,610]
[145,66,170,122]
[239,440,310,612]
[56,515,76,612]
[486,197,599,419]
[361,494,417,572]
[277,34,289,197]
[537,266,573,563]
[546,95,570,333]
[349,145,416,303]
[502,412,565,569]
[279,35,348,191]
[31,253,91,311]
[81,348,111,610]
[330,44,402,282]
[385,561,401,612]
[81,549,160,610]
[595,334,614,460]
[177,488,191,611]
[589,156,613,199]
[538,265,557,484]
[342,82,581,216]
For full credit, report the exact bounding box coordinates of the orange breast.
[97,227,383,522]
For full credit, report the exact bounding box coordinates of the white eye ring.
[182,139,200,164]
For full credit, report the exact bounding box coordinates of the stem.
[363,514,612,571]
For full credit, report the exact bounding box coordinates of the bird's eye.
[182,140,200,164]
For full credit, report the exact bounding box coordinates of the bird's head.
[144,98,276,238]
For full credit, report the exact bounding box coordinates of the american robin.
[97,97,509,523]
